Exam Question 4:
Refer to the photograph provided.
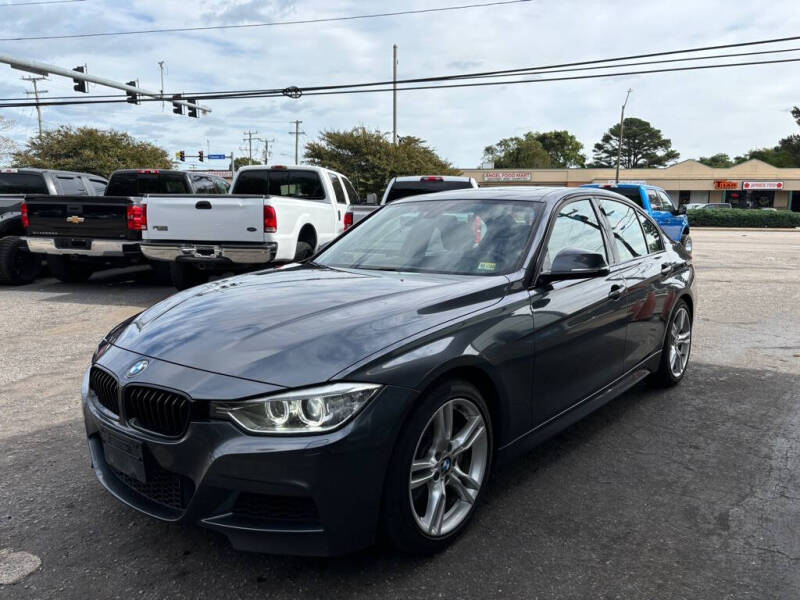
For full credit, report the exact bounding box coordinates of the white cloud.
[0,0,798,172]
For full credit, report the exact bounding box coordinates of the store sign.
[714,179,739,190]
[602,179,647,185]
[483,171,532,182]
[742,181,783,190]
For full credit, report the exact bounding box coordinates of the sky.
[1,0,799,170]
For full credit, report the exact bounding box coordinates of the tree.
[304,127,457,198]
[233,157,262,170]
[482,130,585,168]
[591,117,680,168]
[697,153,734,168]
[792,106,799,127]
[12,126,171,178]
[0,116,16,163]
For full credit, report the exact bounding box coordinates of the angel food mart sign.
[483,171,533,182]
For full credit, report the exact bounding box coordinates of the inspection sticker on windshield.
[477,262,497,272]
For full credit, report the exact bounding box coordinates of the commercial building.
[460,159,800,211]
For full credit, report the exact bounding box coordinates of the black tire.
[381,379,493,555]
[46,254,94,283]
[148,261,173,285]
[650,300,693,388]
[0,236,42,285]
[169,262,209,291]
[293,240,314,262]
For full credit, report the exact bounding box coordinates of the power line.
[0,0,85,6]
[2,55,799,109]
[0,0,531,41]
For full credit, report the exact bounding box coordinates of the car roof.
[582,183,664,191]
[112,169,185,175]
[2,167,106,179]
[391,175,474,183]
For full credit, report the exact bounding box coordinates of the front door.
[531,197,630,426]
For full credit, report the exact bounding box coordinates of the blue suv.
[581,183,691,253]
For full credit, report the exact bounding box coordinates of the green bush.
[687,208,800,228]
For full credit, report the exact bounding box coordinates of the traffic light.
[72,66,88,93]
[172,94,183,116]
[198,150,204,162]
[178,151,185,162]
[125,81,140,105]
[187,99,198,118]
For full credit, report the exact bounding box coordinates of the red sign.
[713,180,739,190]
[743,181,783,190]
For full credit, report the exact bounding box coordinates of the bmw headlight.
[210,383,383,434]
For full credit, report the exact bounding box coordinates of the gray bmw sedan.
[82,186,695,556]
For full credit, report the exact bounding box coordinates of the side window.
[543,199,607,272]
[89,179,107,195]
[598,199,648,261]
[639,214,664,254]
[657,190,675,211]
[57,176,87,195]
[214,178,230,193]
[328,173,347,204]
[342,177,361,205]
[646,190,661,210]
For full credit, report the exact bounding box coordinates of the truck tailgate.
[25,195,135,239]
[145,194,264,242]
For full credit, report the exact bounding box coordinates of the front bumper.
[81,348,415,556]
[141,242,277,266]
[24,236,140,258]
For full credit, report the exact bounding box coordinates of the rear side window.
[605,187,644,207]
[328,173,347,204]
[638,214,664,254]
[89,179,107,195]
[0,173,48,194]
[213,178,230,193]
[57,176,87,195]
[232,169,325,200]
[598,199,648,261]
[342,177,361,204]
[385,180,474,203]
[106,173,190,196]
[543,199,607,272]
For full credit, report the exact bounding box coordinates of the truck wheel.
[46,255,94,283]
[0,236,42,285]
[149,261,172,285]
[293,241,314,262]
[170,262,209,291]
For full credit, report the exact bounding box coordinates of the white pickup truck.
[141,165,360,289]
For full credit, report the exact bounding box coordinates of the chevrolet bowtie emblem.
[66,215,85,224]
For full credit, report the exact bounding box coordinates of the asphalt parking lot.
[1,229,799,599]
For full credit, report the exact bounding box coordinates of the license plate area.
[55,238,91,250]
[100,426,148,483]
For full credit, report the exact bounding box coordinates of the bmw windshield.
[316,198,542,276]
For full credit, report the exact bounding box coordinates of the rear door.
[145,195,265,242]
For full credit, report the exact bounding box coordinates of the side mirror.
[538,249,609,284]
[366,193,378,205]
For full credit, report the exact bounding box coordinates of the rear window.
[604,187,643,207]
[0,173,48,194]
[106,172,190,196]
[232,169,325,200]
[385,180,473,203]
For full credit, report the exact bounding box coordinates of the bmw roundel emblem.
[126,359,149,378]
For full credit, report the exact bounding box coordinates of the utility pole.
[22,76,48,138]
[157,60,166,110]
[257,137,274,164]
[615,88,633,184]
[289,120,305,164]
[392,44,398,145]
[242,130,258,161]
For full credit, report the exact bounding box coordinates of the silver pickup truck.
[345,175,478,229]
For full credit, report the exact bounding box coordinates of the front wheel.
[650,300,693,387]
[169,262,210,291]
[381,380,492,555]
[680,233,692,254]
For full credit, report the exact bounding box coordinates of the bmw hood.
[111,264,510,388]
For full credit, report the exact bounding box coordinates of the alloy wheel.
[408,398,488,537]
[669,307,692,378]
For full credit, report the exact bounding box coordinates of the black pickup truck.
[22,169,229,283]
[1,167,107,284]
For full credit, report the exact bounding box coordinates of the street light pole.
[615,88,633,184]
[392,44,398,145]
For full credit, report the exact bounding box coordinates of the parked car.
[345,175,479,229]
[22,169,220,283]
[581,183,692,252]
[82,186,695,556]
[141,165,357,289]
[684,203,706,211]
[0,167,107,284]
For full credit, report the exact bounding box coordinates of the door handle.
[195,200,212,210]
[608,284,626,299]
[660,262,673,275]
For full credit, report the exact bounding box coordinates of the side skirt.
[495,351,661,466]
